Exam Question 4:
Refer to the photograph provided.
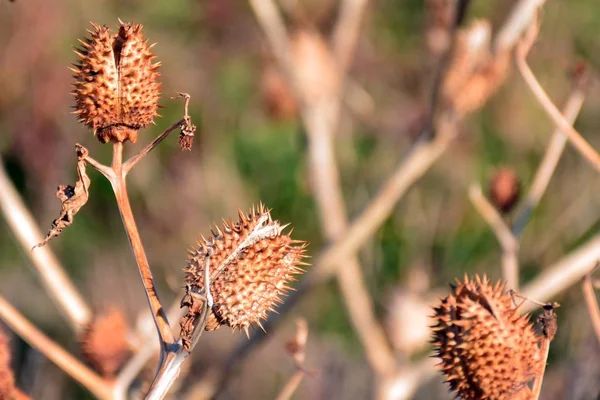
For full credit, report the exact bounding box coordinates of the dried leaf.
[33,145,91,250]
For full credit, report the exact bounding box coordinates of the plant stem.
[109,142,175,356]
[582,271,600,345]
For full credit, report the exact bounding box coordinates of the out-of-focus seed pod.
[441,20,510,117]
[71,22,161,144]
[489,167,521,214]
[261,63,299,121]
[79,308,130,378]
[431,275,544,400]
[0,328,16,400]
[180,204,308,349]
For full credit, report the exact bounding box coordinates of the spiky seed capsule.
[180,204,307,349]
[72,21,161,144]
[431,275,543,400]
[79,308,131,378]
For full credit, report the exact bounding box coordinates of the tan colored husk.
[441,20,510,117]
[79,308,130,378]
[431,275,543,400]
[71,22,161,144]
[180,204,307,349]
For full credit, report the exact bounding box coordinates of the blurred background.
[0,0,599,399]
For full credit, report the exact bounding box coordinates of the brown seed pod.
[79,308,130,378]
[261,63,299,121]
[489,167,521,214]
[71,21,161,144]
[441,20,510,117]
[180,204,308,349]
[0,328,16,400]
[431,275,543,400]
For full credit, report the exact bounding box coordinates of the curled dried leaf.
[33,145,91,250]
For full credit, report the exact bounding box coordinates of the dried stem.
[493,0,547,53]
[582,270,600,345]
[275,319,309,400]
[0,156,92,334]
[114,300,185,398]
[310,125,456,283]
[251,0,395,377]
[109,142,175,355]
[469,184,519,289]
[332,0,368,76]
[516,23,600,173]
[521,237,600,313]
[0,295,112,399]
[512,85,586,236]
[123,94,192,175]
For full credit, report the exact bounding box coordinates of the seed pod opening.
[71,22,161,144]
[431,275,543,400]
[180,204,308,350]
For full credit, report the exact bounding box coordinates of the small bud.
[489,167,520,214]
[180,204,308,349]
[431,275,546,400]
[79,308,130,378]
[72,21,161,144]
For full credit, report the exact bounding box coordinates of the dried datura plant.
[431,275,557,400]
[14,20,308,399]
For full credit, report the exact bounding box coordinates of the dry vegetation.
[0,0,599,399]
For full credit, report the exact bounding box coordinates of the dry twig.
[516,16,600,173]
[275,319,310,400]
[582,267,600,345]
[469,184,519,289]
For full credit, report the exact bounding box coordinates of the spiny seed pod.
[180,204,308,349]
[71,21,161,144]
[489,167,520,214]
[431,275,543,400]
[79,308,130,378]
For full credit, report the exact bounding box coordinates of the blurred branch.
[249,0,299,98]
[251,0,395,378]
[469,184,519,289]
[521,236,600,313]
[582,268,600,345]
[516,18,600,173]
[512,82,586,236]
[275,319,309,400]
[0,156,92,334]
[494,0,547,53]
[0,295,112,399]
[332,0,368,75]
